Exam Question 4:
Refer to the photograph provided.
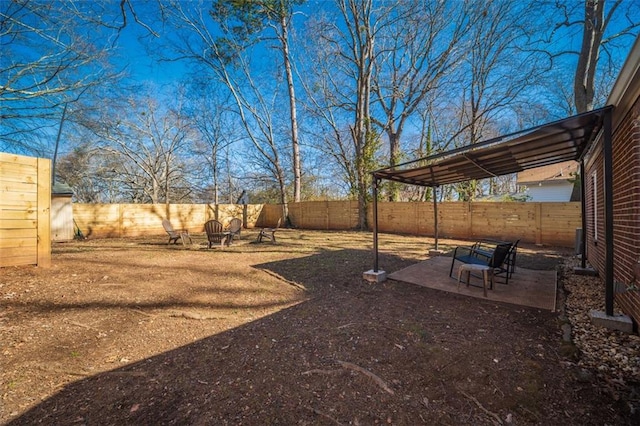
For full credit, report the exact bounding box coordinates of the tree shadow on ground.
[8,249,629,425]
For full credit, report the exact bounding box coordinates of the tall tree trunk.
[280,13,302,203]
[388,130,400,201]
[213,145,219,205]
[343,0,375,230]
[575,0,605,113]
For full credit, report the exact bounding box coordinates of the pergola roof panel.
[373,107,611,187]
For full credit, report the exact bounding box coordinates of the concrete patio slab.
[388,256,557,311]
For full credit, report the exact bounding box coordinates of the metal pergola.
[371,106,615,315]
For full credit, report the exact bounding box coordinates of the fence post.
[36,158,51,267]
[243,204,248,229]
[535,203,542,245]
[326,200,330,230]
[118,204,124,237]
[466,202,472,239]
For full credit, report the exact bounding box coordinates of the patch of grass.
[403,322,431,342]
[559,341,579,359]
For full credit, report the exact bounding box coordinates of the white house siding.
[524,182,574,202]
[51,195,74,241]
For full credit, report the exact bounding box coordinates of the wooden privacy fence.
[259,201,581,247]
[287,201,359,230]
[0,152,51,267]
[373,201,581,246]
[73,203,264,238]
[72,200,580,247]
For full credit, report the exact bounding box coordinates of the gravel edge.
[557,257,640,418]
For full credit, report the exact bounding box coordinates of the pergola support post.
[428,185,444,257]
[373,177,379,272]
[363,176,386,283]
[433,186,439,251]
[575,159,594,275]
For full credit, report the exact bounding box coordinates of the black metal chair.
[449,242,513,287]
[504,239,520,278]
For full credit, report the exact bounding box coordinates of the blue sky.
[112,0,328,88]
[108,0,639,101]
[2,0,638,159]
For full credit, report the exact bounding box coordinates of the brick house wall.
[612,97,640,322]
[585,93,640,327]
[585,152,605,274]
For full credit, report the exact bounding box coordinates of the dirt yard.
[1,229,637,425]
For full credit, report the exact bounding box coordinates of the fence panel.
[73,203,265,238]
[540,202,582,246]
[259,204,285,227]
[287,201,359,230]
[436,202,470,239]
[292,201,327,229]
[470,202,538,243]
[329,200,359,229]
[0,152,50,267]
[375,202,417,234]
[71,201,581,247]
[73,204,122,238]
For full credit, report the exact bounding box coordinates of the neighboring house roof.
[517,161,579,185]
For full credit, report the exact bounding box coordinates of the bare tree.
[343,0,377,229]
[371,0,471,201]
[439,0,543,201]
[55,142,109,202]
[573,0,639,112]
[189,88,243,204]
[0,1,109,153]
[304,0,384,229]
[208,0,304,202]
[532,0,639,114]
[0,0,158,155]
[163,1,293,217]
[297,31,359,199]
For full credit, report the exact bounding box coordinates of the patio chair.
[449,241,513,287]
[205,219,230,248]
[226,218,242,243]
[257,218,281,243]
[162,219,192,246]
[484,239,520,284]
[504,239,520,278]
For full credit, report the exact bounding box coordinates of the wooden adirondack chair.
[205,219,230,248]
[226,218,242,243]
[162,219,192,245]
[257,218,281,243]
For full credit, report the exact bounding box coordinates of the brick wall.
[585,148,606,274]
[613,96,640,324]
[585,95,640,327]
